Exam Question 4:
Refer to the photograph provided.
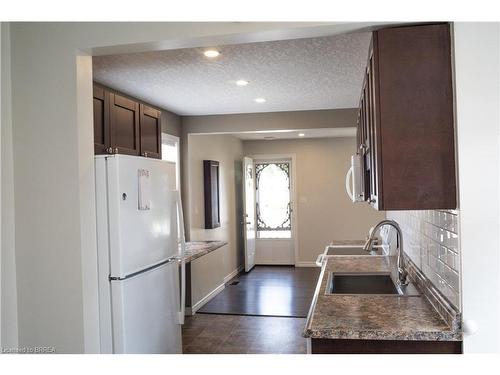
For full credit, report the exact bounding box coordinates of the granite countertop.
[181,241,227,263]
[329,239,366,246]
[304,241,461,341]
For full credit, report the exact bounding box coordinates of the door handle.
[345,166,354,201]
[174,190,186,325]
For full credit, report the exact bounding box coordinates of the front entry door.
[254,159,294,265]
[242,157,256,272]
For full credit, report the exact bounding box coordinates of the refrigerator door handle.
[175,190,186,325]
[109,257,178,281]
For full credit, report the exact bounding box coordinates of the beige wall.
[161,110,181,138]
[243,137,385,263]
[186,134,244,307]
[182,108,356,134]
[1,22,18,349]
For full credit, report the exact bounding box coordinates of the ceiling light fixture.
[298,133,305,137]
[236,80,249,86]
[254,98,266,103]
[204,50,220,58]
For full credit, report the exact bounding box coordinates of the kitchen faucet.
[363,219,408,286]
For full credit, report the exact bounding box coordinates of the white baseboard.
[255,262,294,266]
[190,283,225,314]
[189,265,243,315]
[224,265,243,283]
[295,261,319,267]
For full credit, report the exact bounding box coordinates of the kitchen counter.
[304,245,462,343]
[328,239,366,246]
[181,241,227,263]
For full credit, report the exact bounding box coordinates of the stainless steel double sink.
[319,244,420,297]
[325,272,420,296]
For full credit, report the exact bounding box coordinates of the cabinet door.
[375,24,455,209]
[139,104,162,159]
[109,93,140,156]
[93,85,110,154]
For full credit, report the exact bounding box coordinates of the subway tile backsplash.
[385,210,461,310]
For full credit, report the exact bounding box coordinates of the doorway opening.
[251,156,297,265]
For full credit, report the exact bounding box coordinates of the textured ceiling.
[93,32,371,116]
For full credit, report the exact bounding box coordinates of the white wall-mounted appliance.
[95,154,186,354]
[345,154,364,202]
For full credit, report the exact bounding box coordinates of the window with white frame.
[161,133,180,190]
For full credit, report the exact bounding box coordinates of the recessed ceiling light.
[204,50,220,58]
[236,80,249,86]
[298,133,305,137]
[255,98,266,103]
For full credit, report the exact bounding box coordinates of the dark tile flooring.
[197,266,320,317]
[182,314,307,354]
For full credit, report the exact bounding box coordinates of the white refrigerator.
[95,154,185,354]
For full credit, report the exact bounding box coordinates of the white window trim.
[161,133,181,191]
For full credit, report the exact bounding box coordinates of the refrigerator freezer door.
[110,260,181,354]
[107,155,178,277]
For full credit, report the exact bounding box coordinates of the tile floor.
[182,314,308,354]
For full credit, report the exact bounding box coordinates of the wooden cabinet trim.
[141,104,161,118]
[311,338,462,354]
[113,93,138,111]
[371,32,383,210]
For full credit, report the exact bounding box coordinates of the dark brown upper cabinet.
[357,23,456,211]
[109,93,140,156]
[93,83,162,159]
[93,85,110,155]
[139,104,161,159]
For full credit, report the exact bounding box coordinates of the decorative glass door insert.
[255,162,292,239]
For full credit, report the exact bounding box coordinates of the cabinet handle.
[144,152,148,157]
[106,147,113,154]
[114,148,118,154]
